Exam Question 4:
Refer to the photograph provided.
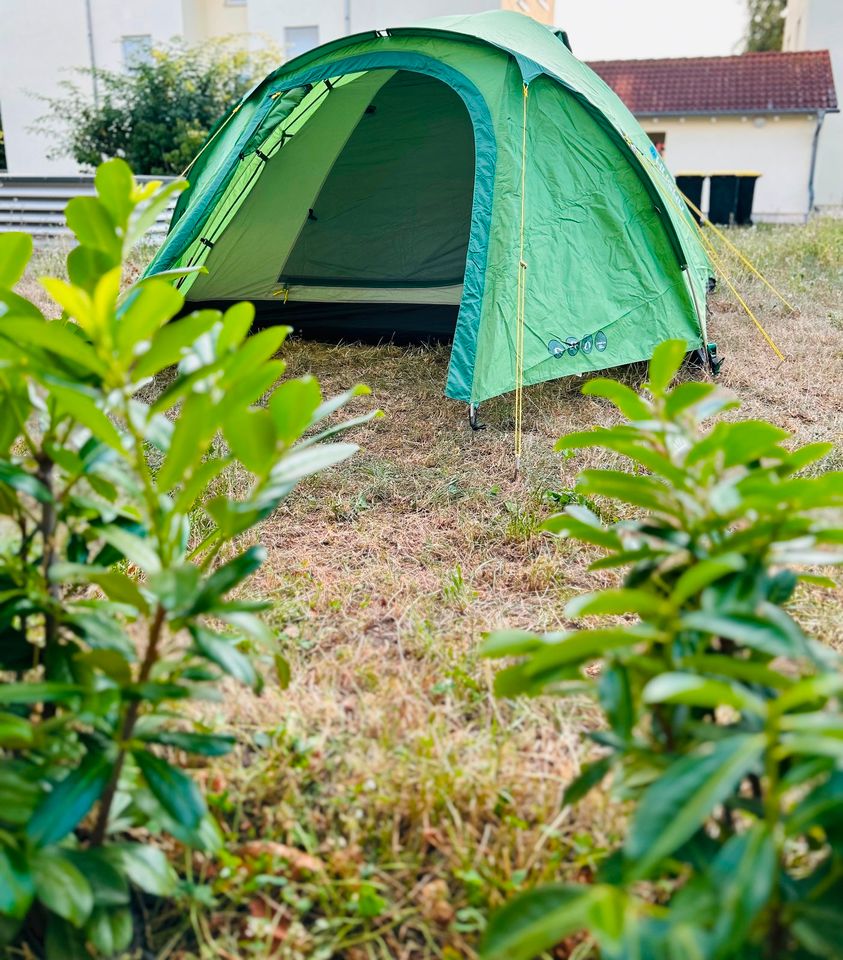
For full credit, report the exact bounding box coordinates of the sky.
[555,0,748,60]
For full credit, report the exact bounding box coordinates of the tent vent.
[554,30,572,53]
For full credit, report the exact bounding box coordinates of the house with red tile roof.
[589,44,839,222]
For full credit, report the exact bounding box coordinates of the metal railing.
[0,175,175,238]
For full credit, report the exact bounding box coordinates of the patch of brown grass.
[22,220,843,959]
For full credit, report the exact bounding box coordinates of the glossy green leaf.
[131,308,221,380]
[137,729,236,756]
[481,885,593,960]
[48,383,125,452]
[97,525,160,574]
[643,672,766,715]
[66,196,122,265]
[579,379,651,421]
[479,629,546,659]
[224,407,278,476]
[108,844,177,896]
[681,609,806,659]
[0,845,34,920]
[0,682,82,705]
[64,850,129,907]
[0,460,53,503]
[524,627,656,677]
[565,588,666,619]
[663,380,716,418]
[0,317,107,376]
[133,750,205,829]
[191,627,256,687]
[626,734,764,877]
[647,340,687,394]
[116,278,184,360]
[269,375,322,445]
[670,554,746,607]
[189,546,265,614]
[275,654,291,689]
[94,157,134,228]
[562,755,612,807]
[157,390,216,491]
[577,469,679,516]
[0,233,33,288]
[0,712,35,748]
[33,850,94,927]
[85,906,133,957]
[26,752,112,847]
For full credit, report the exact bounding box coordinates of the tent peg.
[468,404,486,432]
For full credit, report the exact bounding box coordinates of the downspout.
[84,0,99,108]
[807,109,825,222]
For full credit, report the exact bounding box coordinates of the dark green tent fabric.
[145,10,711,405]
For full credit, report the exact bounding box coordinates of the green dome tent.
[145,10,711,407]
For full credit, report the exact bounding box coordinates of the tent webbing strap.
[180,103,241,179]
[177,80,338,288]
[514,82,529,477]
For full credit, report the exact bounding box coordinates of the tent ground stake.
[468,404,486,432]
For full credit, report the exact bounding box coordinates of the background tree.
[37,38,280,176]
[744,0,786,52]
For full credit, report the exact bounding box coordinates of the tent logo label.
[548,330,607,359]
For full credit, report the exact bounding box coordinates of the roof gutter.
[807,109,826,221]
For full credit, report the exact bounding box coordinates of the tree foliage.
[481,342,843,959]
[744,0,786,52]
[0,159,376,956]
[39,39,279,175]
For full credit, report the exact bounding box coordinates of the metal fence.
[0,175,175,238]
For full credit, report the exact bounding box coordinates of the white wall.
[641,114,819,222]
[784,0,843,212]
[245,0,493,57]
[0,0,186,174]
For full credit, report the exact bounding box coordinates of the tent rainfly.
[145,10,712,409]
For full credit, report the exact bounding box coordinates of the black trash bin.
[736,174,760,225]
[708,175,739,225]
[676,174,705,223]
[709,172,761,225]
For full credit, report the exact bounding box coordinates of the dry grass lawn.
[19,218,843,960]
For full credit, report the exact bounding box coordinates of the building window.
[647,131,667,156]
[284,26,319,60]
[122,34,153,69]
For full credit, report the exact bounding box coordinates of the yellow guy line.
[643,163,787,362]
[680,192,798,314]
[695,225,786,362]
[514,83,529,476]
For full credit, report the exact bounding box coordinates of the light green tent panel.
[145,11,712,406]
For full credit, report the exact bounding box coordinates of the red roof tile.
[587,50,838,116]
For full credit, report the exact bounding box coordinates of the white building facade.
[0,0,553,175]
[784,0,843,212]
[591,49,838,223]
